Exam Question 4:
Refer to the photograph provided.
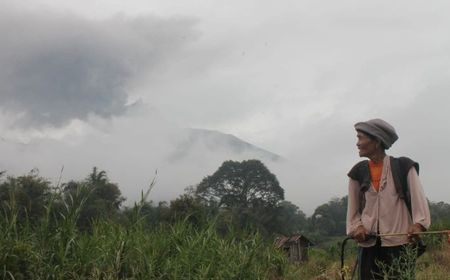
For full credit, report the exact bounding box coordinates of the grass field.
[284,232,450,280]
[1,192,448,279]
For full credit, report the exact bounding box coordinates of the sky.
[1,0,450,214]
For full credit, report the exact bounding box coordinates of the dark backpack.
[347,156,419,216]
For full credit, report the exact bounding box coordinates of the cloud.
[0,9,198,128]
[0,107,286,210]
[2,1,450,215]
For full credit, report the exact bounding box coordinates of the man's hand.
[408,223,425,243]
[353,225,369,242]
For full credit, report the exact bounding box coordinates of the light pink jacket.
[346,155,431,247]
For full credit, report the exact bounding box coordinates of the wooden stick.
[377,230,450,237]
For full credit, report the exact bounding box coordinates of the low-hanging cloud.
[2,1,450,215]
[0,9,198,128]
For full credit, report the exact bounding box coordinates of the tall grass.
[285,229,450,280]
[1,180,448,280]
[0,186,288,280]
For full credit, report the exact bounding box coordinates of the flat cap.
[354,118,398,149]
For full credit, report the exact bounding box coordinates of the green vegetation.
[1,160,449,279]
[1,214,290,279]
[0,170,288,279]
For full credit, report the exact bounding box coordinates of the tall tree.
[195,159,284,236]
[196,159,284,209]
[310,196,348,236]
[0,170,52,223]
[429,201,450,225]
[272,200,308,235]
[168,194,208,227]
[63,167,125,229]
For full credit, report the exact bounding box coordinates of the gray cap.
[354,118,399,149]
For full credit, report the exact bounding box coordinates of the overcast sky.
[1,0,450,214]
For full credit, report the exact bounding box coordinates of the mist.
[2,1,450,215]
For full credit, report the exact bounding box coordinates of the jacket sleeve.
[346,178,363,236]
[408,168,431,230]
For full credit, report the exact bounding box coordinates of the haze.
[1,0,450,214]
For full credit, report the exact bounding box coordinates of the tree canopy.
[62,167,125,229]
[194,159,287,236]
[3,163,450,244]
[0,169,52,223]
[310,196,348,236]
[196,159,284,209]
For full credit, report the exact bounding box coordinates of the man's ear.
[376,140,382,149]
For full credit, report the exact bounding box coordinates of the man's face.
[356,131,379,158]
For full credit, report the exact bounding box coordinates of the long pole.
[377,230,450,237]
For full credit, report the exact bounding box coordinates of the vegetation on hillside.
[1,160,449,279]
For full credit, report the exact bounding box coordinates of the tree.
[0,169,52,223]
[272,200,308,235]
[195,159,284,236]
[196,159,284,209]
[168,194,208,226]
[310,196,348,236]
[87,167,107,185]
[429,201,450,225]
[62,167,125,230]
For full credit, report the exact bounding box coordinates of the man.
[346,118,431,279]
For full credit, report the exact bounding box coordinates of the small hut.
[275,234,312,262]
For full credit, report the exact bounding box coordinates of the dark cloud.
[0,10,198,127]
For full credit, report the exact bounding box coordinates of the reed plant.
[0,183,288,279]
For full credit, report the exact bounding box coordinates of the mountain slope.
[168,128,282,162]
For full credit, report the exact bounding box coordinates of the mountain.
[168,128,282,162]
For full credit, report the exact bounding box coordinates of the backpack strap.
[390,157,419,216]
[348,160,370,214]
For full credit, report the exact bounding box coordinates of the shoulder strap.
[348,160,372,189]
[348,160,371,214]
[390,156,419,216]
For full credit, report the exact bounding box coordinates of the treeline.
[0,168,290,279]
[1,160,449,243]
[2,160,450,279]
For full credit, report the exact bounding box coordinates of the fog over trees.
[1,159,448,242]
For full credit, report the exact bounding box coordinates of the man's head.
[354,118,398,158]
[354,119,398,149]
